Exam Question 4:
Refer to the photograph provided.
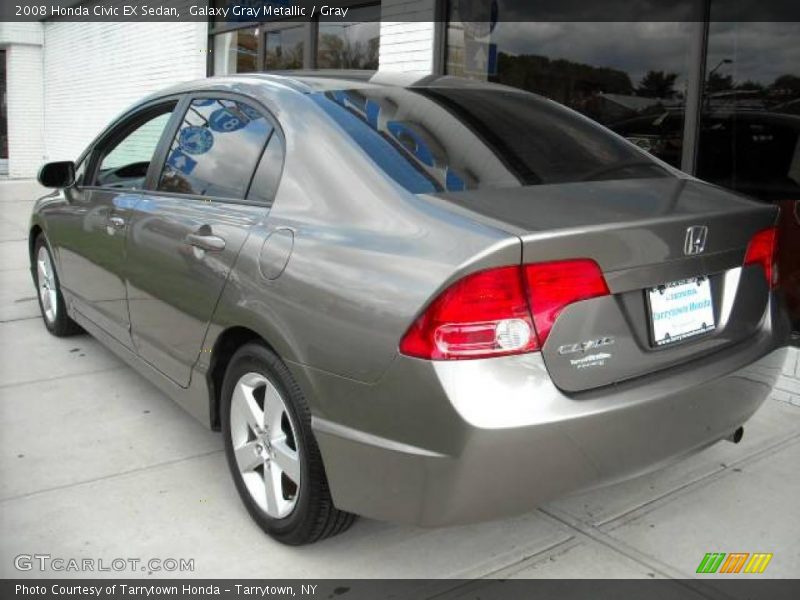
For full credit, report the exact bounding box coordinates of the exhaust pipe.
[725,426,744,444]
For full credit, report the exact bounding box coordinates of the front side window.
[73,158,87,187]
[158,97,273,199]
[92,105,176,189]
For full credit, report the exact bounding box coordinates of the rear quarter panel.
[207,87,519,385]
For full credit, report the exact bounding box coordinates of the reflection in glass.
[158,99,273,199]
[445,18,695,168]
[317,5,380,70]
[697,22,800,201]
[312,87,667,195]
[698,19,800,327]
[265,27,305,70]
[213,27,259,75]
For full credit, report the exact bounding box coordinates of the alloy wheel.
[37,245,58,324]
[229,372,301,519]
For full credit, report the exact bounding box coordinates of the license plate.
[648,277,715,346]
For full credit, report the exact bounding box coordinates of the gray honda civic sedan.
[29,72,790,545]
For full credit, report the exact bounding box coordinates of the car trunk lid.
[433,177,778,391]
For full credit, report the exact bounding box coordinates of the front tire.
[32,235,81,337]
[221,342,355,545]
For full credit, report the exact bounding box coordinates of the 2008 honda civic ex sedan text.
[28,72,791,545]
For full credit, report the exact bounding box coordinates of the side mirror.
[38,161,75,188]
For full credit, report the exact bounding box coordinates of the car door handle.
[185,233,226,252]
[108,216,126,229]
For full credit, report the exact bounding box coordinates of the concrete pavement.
[1,179,798,583]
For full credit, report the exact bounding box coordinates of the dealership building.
[0,0,799,211]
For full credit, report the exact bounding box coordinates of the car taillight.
[524,259,610,345]
[399,259,610,360]
[399,266,537,360]
[744,227,779,289]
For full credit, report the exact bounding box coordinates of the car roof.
[154,70,518,98]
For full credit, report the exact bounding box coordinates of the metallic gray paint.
[29,72,791,527]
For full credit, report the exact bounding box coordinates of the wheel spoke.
[263,464,281,517]
[232,382,264,434]
[41,289,51,311]
[37,259,47,284]
[262,383,284,432]
[272,438,301,484]
[233,441,263,473]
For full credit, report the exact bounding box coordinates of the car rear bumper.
[305,301,790,527]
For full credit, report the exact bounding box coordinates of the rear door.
[126,94,283,386]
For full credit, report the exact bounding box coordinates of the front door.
[56,102,178,346]
[126,95,280,386]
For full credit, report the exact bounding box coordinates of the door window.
[157,97,274,199]
[93,106,176,189]
[245,133,285,206]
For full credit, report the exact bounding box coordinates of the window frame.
[145,90,286,207]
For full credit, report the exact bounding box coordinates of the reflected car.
[28,73,791,545]
[612,108,800,326]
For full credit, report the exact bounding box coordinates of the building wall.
[2,14,438,178]
[42,22,208,164]
[1,22,45,178]
[379,22,436,73]
[379,1,438,73]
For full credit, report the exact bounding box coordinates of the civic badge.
[684,225,708,256]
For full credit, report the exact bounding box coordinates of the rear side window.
[312,87,668,194]
[158,97,273,199]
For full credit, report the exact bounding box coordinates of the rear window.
[311,87,668,194]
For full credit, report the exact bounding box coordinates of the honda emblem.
[684,225,708,255]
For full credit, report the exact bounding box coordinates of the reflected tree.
[707,71,734,93]
[637,70,678,98]
[493,53,634,105]
[318,34,379,70]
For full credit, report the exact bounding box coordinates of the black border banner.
[3,579,800,600]
[3,0,800,23]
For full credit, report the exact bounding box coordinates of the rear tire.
[221,342,356,545]
[32,234,82,337]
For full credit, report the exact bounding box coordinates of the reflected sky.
[453,21,798,90]
[706,22,800,86]
[485,22,694,88]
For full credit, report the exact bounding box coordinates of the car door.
[126,94,283,386]
[56,100,180,347]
